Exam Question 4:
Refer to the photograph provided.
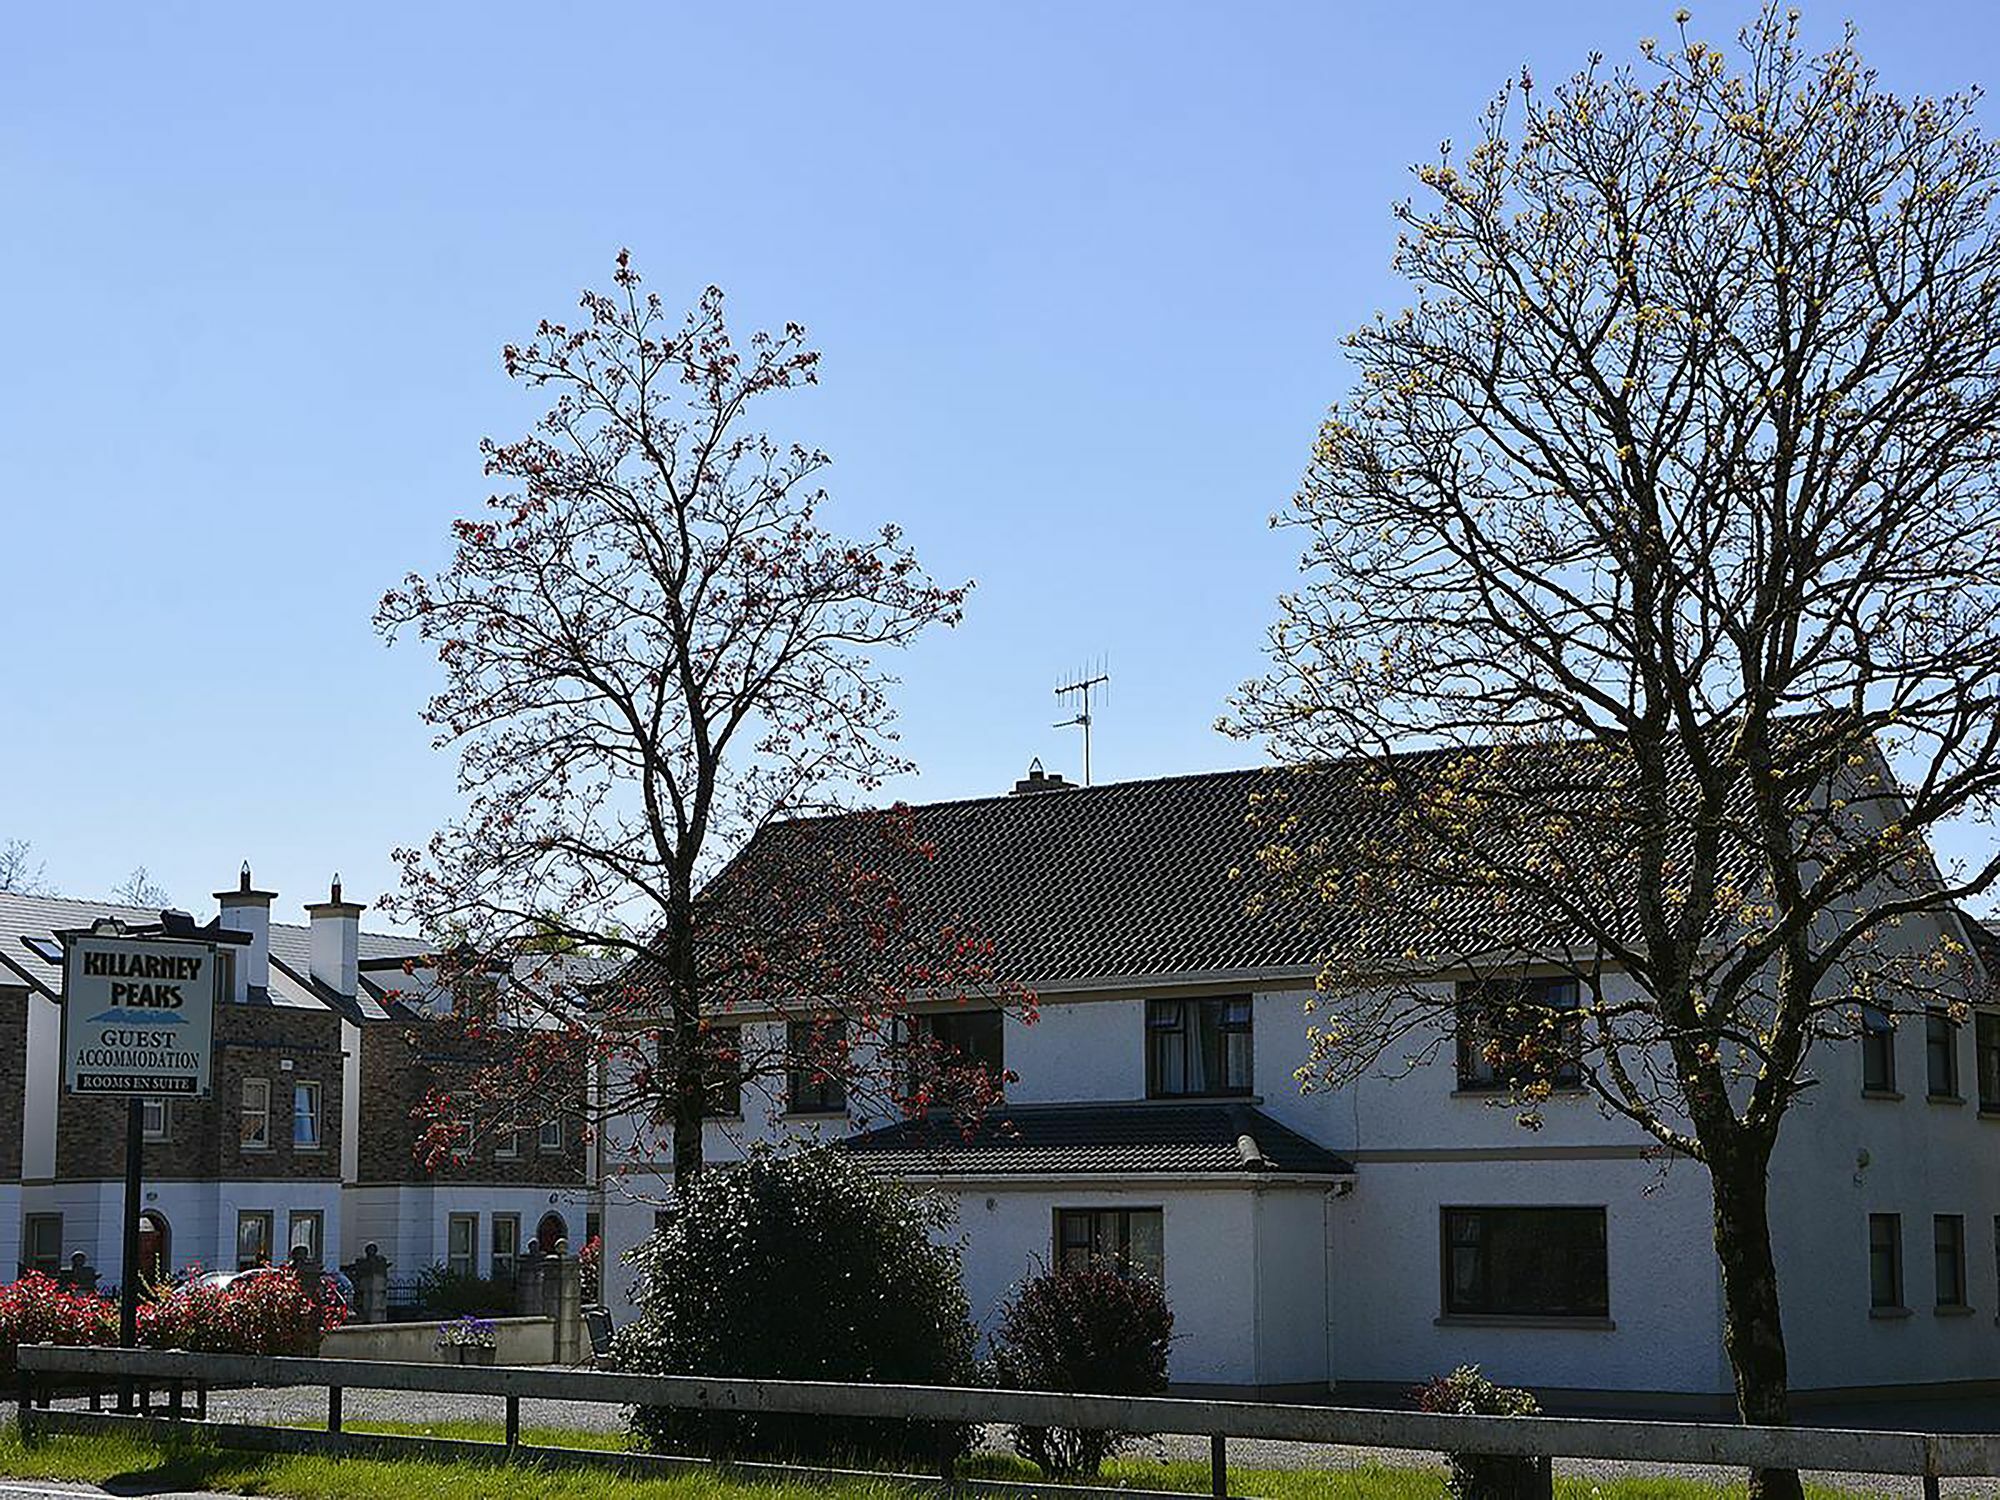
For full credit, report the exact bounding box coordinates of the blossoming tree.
[1232,12,2000,1497]
[377,255,1022,1187]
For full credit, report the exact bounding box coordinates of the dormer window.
[1146,997,1252,1098]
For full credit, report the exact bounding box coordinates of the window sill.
[1450,1087,1588,1100]
[1861,1090,1905,1102]
[1927,1094,1965,1106]
[1979,1108,2000,1120]
[293,1145,325,1154]
[783,1110,848,1120]
[1935,1304,1976,1318]
[1145,1092,1261,1104]
[1869,1306,1914,1320]
[1434,1314,1615,1331]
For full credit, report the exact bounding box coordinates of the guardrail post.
[1210,1433,1227,1498]
[196,1380,207,1421]
[1924,1478,1940,1500]
[15,1373,32,1445]
[168,1378,183,1421]
[505,1394,520,1453]
[327,1385,342,1435]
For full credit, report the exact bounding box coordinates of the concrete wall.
[323,1314,559,1365]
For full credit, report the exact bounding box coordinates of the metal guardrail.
[14,1344,1995,1498]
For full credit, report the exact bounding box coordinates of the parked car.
[172,1266,354,1308]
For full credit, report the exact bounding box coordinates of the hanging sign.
[62,934,218,1097]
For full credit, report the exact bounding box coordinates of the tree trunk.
[1709,1149,1802,1500]
[667,892,705,1189]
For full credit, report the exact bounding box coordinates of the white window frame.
[240,1078,271,1151]
[141,1098,169,1142]
[537,1117,563,1154]
[288,1209,324,1267]
[446,1213,478,1278]
[292,1082,322,1151]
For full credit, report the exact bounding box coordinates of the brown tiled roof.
[703,765,1354,990]
[842,1101,1353,1178]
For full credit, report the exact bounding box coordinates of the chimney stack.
[1011,758,1075,796]
[304,873,364,997]
[214,861,276,1001]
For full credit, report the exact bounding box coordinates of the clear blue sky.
[4,3,1996,920]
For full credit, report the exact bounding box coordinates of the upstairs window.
[1977,1014,2000,1112]
[293,1083,322,1149]
[141,1099,169,1142]
[787,1020,847,1115]
[900,1010,1005,1098]
[240,1078,271,1151]
[538,1118,564,1154]
[1926,1010,1959,1099]
[1861,1009,1897,1094]
[1146,997,1252,1098]
[1456,978,1581,1092]
[1443,1206,1608,1319]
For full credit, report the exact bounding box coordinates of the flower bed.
[0,1269,348,1376]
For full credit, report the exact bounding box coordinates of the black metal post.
[504,1394,519,1452]
[1210,1433,1227,1498]
[15,1375,32,1445]
[328,1385,342,1434]
[117,1096,143,1413]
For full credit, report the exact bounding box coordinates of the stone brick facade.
[354,1019,585,1189]
[55,999,343,1183]
[0,986,26,1179]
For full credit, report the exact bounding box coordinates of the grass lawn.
[0,1418,1897,1499]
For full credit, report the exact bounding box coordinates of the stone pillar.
[56,1250,98,1294]
[514,1240,546,1323]
[547,1238,582,1364]
[343,1242,391,1324]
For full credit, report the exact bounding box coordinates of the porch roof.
[841,1100,1353,1179]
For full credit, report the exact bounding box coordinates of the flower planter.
[440,1344,496,1366]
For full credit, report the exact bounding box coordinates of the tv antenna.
[1054,662,1111,786]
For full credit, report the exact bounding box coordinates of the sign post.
[60,922,219,1394]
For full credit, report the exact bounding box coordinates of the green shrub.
[614,1146,979,1465]
[990,1266,1173,1478]
[1411,1365,1547,1500]
[414,1265,517,1319]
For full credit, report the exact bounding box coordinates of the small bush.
[1412,1365,1547,1500]
[615,1146,979,1465]
[991,1266,1173,1479]
[0,1274,118,1375]
[414,1264,516,1319]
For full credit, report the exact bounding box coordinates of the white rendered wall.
[1329,1154,1727,1398]
[22,991,58,1180]
[22,1178,346,1286]
[342,1183,592,1279]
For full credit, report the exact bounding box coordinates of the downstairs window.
[1442,1206,1608,1319]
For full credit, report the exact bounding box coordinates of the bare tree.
[1231,12,2000,1496]
[111,865,172,909]
[378,254,1023,1185]
[0,839,49,896]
